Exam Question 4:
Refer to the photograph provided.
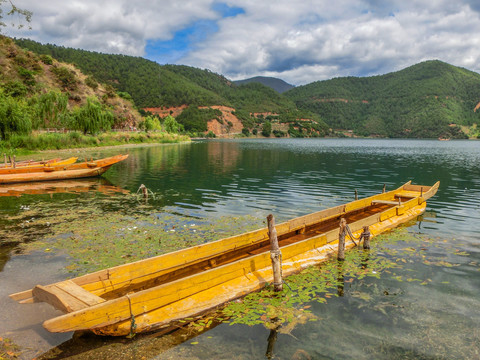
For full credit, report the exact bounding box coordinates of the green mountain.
[285,60,480,138]
[14,39,296,114]
[234,76,295,93]
[14,38,480,139]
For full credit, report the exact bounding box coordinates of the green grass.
[0,131,190,153]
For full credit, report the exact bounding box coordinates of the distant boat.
[438,137,451,141]
[0,155,128,184]
[10,181,439,336]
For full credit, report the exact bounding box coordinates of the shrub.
[40,54,53,65]
[51,66,77,90]
[144,116,162,132]
[71,97,114,135]
[163,115,183,133]
[0,92,32,140]
[85,76,98,90]
[117,91,132,101]
[261,120,272,137]
[104,84,116,98]
[17,66,36,86]
[34,91,69,128]
[3,80,28,97]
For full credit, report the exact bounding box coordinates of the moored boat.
[10,181,439,336]
[0,154,128,184]
[0,157,78,174]
[0,157,61,168]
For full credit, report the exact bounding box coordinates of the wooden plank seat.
[371,199,400,205]
[394,193,417,199]
[32,280,105,313]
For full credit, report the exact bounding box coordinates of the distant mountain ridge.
[284,60,479,138]
[234,76,295,93]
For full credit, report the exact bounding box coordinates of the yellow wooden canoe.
[0,155,128,184]
[0,157,62,168]
[10,181,439,336]
[0,157,78,174]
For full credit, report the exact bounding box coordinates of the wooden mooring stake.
[267,214,283,292]
[362,225,371,250]
[338,219,371,259]
[138,184,148,199]
[338,218,347,261]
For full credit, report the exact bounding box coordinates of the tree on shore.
[261,120,272,137]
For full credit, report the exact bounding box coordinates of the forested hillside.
[13,38,480,139]
[285,60,480,138]
[14,38,328,137]
[14,39,296,113]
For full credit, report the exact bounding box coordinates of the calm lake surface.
[1,138,479,359]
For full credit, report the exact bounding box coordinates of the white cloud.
[180,1,480,84]
[8,0,480,84]
[11,0,218,55]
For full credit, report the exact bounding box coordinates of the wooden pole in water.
[355,189,358,200]
[382,183,386,193]
[338,218,347,261]
[139,184,148,199]
[361,225,371,250]
[267,214,283,292]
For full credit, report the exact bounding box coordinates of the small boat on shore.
[10,181,439,336]
[0,154,128,184]
[0,157,78,173]
[1,157,61,168]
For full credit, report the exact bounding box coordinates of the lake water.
[0,139,479,359]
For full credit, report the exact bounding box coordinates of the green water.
[1,139,479,359]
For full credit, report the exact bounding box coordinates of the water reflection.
[0,178,128,197]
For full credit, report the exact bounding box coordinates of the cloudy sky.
[6,0,480,85]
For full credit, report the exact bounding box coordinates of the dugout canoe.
[10,181,439,336]
[0,154,128,184]
[0,157,62,168]
[0,157,78,174]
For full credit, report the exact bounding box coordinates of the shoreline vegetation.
[0,131,190,157]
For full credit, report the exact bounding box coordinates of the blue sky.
[145,3,245,64]
[8,0,480,85]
